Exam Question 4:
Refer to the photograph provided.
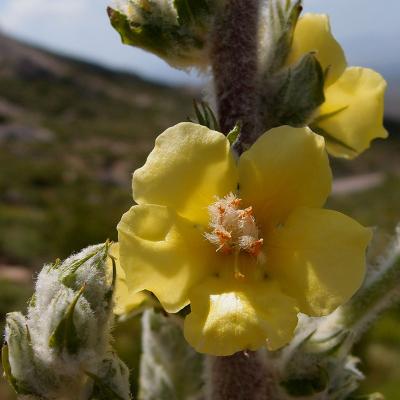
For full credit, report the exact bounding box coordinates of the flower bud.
[3,312,42,397]
[2,243,131,400]
[86,352,131,400]
[108,0,221,69]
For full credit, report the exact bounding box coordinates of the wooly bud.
[2,243,131,400]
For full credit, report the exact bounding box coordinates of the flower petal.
[118,204,218,313]
[132,122,238,225]
[184,277,298,356]
[287,13,347,86]
[267,207,372,316]
[314,67,388,158]
[108,243,149,316]
[238,126,331,228]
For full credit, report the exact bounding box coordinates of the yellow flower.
[117,122,371,355]
[108,243,148,316]
[287,13,388,158]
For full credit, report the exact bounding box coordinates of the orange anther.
[244,206,253,216]
[217,244,233,254]
[248,239,264,257]
[238,206,253,218]
[215,229,231,240]
[230,198,242,208]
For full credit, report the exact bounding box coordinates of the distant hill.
[0,32,398,268]
[0,33,195,267]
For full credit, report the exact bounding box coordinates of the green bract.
[108,0,220,68]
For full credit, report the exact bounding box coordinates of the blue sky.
[0,0,399,85]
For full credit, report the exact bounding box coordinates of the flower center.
[205,193,264,260]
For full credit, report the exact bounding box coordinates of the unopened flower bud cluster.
[3,244,131,400]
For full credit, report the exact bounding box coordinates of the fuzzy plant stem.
[210,0,261,155]
[208,1,271,399]
[206,351,272,400]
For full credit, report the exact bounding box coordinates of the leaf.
[87,372,125,400]
[138,310,204,400]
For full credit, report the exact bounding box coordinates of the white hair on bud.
[4,244,131,399]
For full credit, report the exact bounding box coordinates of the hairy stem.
[208,2,271,398]
[210,0,261,155]
[206,351,272,400]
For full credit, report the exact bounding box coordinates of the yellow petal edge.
[287,13,347,86]
[132,122,237,226]
[184,278,298,356]
[118,204,219,313]
[316,67,388,158]
[108,243,148,316]
[268,207,372,316]
[239,126,332,228]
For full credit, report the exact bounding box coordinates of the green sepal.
[49,258,61,271]
[227,122,242,145]
[2,344,19,394]
[188,100,219,131]
[107,3,209,68]
[174,0,210,26]
[3,315,40,396]
[48,285,85,354]
[267,52,325,127]
[61,248,100,288]
[108,7,172,60]
[266,0,303,73]
[1,345,37,396]
[86,371,126,400]
[61,242,104,290]
[86,352,131,400]
[104,253,117,308]
[28,293,37,308]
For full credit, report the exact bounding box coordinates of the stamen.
[205,193,265,278]
[249,239,264,257]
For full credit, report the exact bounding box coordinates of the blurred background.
[0,0,399,398]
